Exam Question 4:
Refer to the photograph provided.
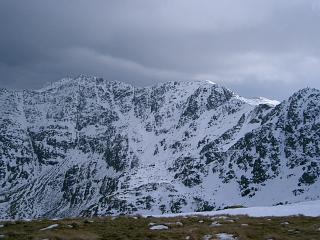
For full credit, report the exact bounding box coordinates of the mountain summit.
[0,76,319,219]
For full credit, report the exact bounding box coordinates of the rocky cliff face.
[0,75,319,219]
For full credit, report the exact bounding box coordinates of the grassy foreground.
[0,214,319,240]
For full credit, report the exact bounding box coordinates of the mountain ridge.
[0,76,319,219]
[33,75,280,106]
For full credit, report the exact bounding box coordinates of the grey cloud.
[0,0,320,99]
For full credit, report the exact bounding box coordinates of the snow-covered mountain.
[0,75,319,219]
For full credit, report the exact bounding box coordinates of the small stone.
[288,229,300,234]
[210,221,222,227]
[281,222,290,225]
[185,236,191,240]
[241,223,248,227]
[176,221,183,226]
[199,220,204,223]
[149,224,169,230]
[40,224,59,231]
[202,234,212,240]
[226,219,235,223]
[216,233,236,240]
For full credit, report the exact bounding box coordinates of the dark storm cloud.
[1,0,320,99]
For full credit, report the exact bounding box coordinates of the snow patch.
[235,95,280,106]
[148,200,320,218]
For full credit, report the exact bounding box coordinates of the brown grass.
[0,214,319,240]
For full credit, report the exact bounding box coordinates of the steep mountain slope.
[0,75,319,219]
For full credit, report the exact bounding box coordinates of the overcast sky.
[1,0,320,100]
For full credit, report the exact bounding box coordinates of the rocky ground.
[0,214,319,240]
